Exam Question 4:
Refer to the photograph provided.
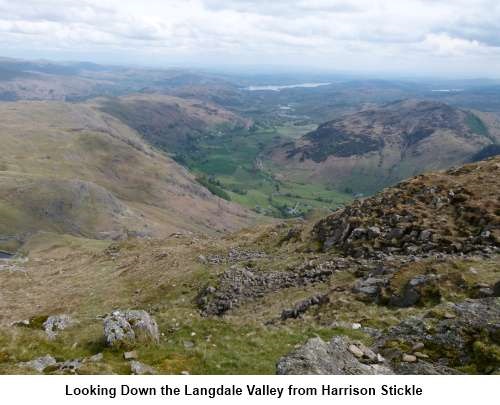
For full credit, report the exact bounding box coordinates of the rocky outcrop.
[198,259,349,316]
[388,274,441,307]
[276,336,393,375]
[313,158,500,258]
[375,298,500,374]
[43,314,76,339]
[281,294,329,320]
[19,355,57,373]
[103,310,159,348]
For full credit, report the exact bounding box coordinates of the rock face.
[313,158,500,258]
[375,298,500,374]
[276,336,393,375]
[43,314,75,339]
[103,310,159,348]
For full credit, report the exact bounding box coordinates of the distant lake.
[431,89,464,93]
[245,82,331,91]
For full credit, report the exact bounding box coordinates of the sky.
[0,0,499,78]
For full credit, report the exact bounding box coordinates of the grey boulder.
[43,314,76,339]
[130,360,157,375]
[19,355,57,373]
[276,336,393,375]
[103,310,159,348]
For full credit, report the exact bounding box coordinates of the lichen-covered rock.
[352,276,390,303]
[103,310,159,348]
[389,274,441,307]
[276,336,393,375]
[198,260,346,316]
[43,314,76,339]
[376,298,500,373]
[49,359,83,374]
[19,355,56,373]
[312,158,500,258]
[130,360,156,375]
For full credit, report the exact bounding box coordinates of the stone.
[390,275,441,308]
[55,359,83,374]
[123,351,138,360]
[183,340,195,349]
[476,287,494,298]
[360,345,378,363]
[350,228,367,240]
[348,344,364,358]
[281,294,329,320]
[419,229,432,241]
[367,226,381,239]
[414,352,429,359]
[402,354,417,363]
[376,298,500,374]
[412,342,425,352]
[103,310,159,348]
[43,314,75,339]
[351,323,362,330]
[19,355,57,373]
[87,353,103,362]
[130,360,156,375]
[276,336,393,375]
[11,319,30,327]
[352,276,388,303]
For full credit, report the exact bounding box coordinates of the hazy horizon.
[1,0,500,79]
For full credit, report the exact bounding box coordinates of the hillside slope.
[97,94,251,155]
[0,100,257,251]
[271,100,500,194]
[0,157,497,375]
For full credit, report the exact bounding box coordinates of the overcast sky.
[1,0,499,77]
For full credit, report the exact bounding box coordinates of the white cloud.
[0,0,499,76]
[420,33,485,57]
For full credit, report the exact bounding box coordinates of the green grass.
[176,123,352,218]
[466,113,490,138]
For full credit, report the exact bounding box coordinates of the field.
[174,123,352,218]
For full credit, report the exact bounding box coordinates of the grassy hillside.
[98,94,251,154]
[272,100,500,195]
[0,157,498,374]
[0,100,257,251]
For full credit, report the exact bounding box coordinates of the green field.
[175,123,352,218]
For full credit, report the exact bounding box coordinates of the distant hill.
[97,94,251,155]
[271,99,500,194]
[0,100,257,251]
[0,58,238,102]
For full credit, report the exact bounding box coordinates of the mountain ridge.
[271,99,500,194]
[0,100,258,251]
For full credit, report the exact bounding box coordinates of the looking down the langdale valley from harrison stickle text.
[0,0,499,376]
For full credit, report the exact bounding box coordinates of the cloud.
[420,33,486,57]
[0,0,499,76]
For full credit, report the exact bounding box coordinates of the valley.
[0,57,498,376]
